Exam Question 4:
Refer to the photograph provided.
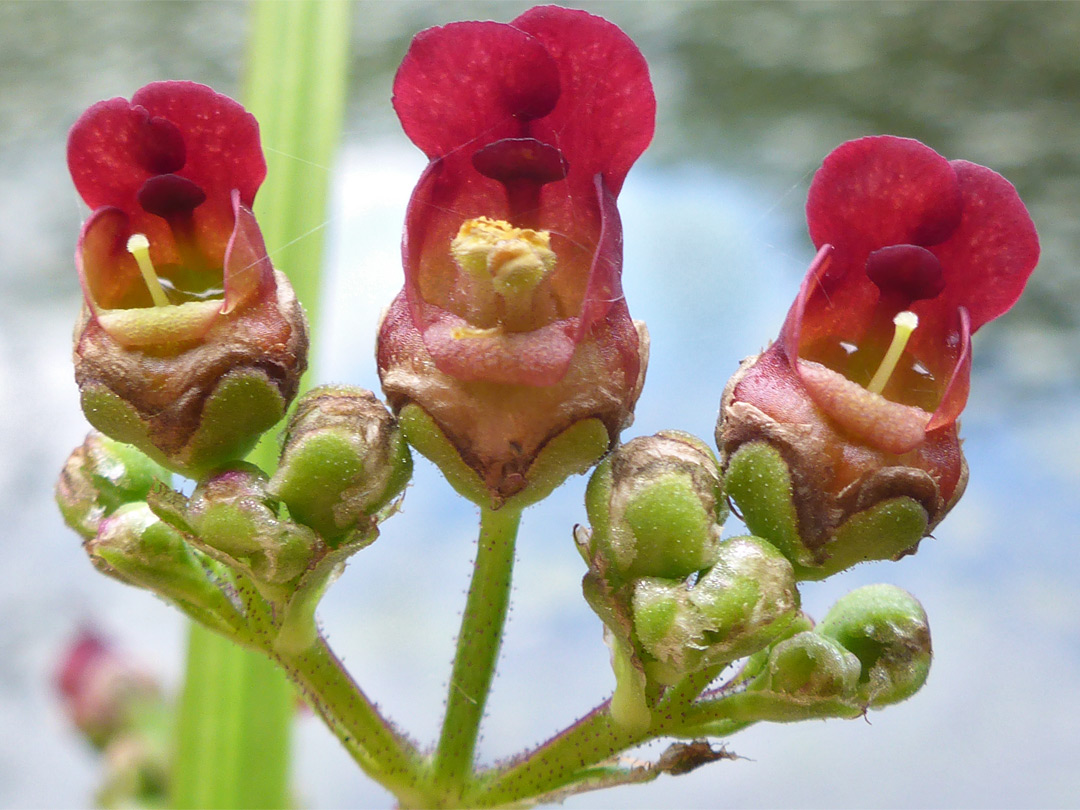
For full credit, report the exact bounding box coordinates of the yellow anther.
[450,217,556,331]
[126,233,171,307]
[451,218,555,282]
[867,310,919,395]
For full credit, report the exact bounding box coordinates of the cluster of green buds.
[577,432,799,730]
[697,585,933,733]
[577,431,933,733]
[58,387,412,655]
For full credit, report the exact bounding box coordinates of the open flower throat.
[450,217,558,334]
[70,81,269,350]
[766,136,1041,457]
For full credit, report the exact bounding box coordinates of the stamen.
[867,311,919,395]
[450,217,556,331]
[126,233,171,307]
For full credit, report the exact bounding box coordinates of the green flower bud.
[86,503,241,634]
[585,431,727,582]
[186,463,318,587]
[268,386,411,542]
[758,631,861,699]
[56,431,170,539]
[816,584,932,707]
[631,536,799,679]
[723,440,930,579]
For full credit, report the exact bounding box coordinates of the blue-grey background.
[2,2,1078,807]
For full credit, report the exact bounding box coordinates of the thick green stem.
[275,635,428,807]
[430,506,523,801]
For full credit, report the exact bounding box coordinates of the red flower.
[378,6,655,503]
[69,80,276,345]
[68,82,307,476]
[719,136,1038,558]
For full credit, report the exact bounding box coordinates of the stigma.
[867,311,919,395]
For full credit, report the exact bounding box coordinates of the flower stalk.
[431,506,523,802]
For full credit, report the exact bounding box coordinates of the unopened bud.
[632,535,799,680]
[268,386,411,542]
[186,463,318,586]
[585,431,727,582]
[56,631,161,749]
[86,503,239,633]
[758,631,861,699]
[816,584,932,707]
[56,432,169,539]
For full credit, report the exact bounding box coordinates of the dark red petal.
[807,136,963,288]
[76,207,150,311]
[69,83,264,219]
[138,116,186,175]
[779,246,852,360]
[574,175,624,338]
[923,306,972,431]
[472,138,568,186]
[931,161,1040,332]
[512,5,655,195]
[392,21,561,160]
[69,97,156,216]
[403,158,513,319]
[424,314,578,386]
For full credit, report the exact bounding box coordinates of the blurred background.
[2,1,1078,807]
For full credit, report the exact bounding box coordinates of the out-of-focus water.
[2,2,1078,807]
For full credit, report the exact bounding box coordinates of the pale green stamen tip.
[126,233,171,307]
[867,310,919,395]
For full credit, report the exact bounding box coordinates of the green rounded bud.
[631,536,799,678]
[56,431,170,539]
[268,387,412,542]
[187,463,317,586]
[816,584,932,707]
[86,503,240,633]
[586,431,727,582]
[760,631,861,698]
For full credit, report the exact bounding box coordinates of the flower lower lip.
[797,359,931,455]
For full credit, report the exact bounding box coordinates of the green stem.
[430,506,523,801]
[468,702,640,807]
[467,665,724,807]
[275,635,428,807]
